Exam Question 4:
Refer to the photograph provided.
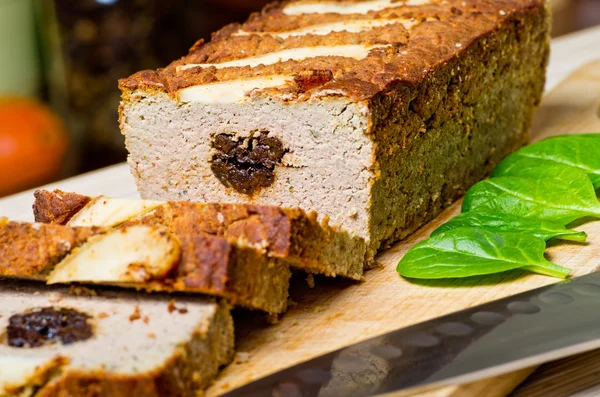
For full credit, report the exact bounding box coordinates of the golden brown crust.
[161,235,289,314]
[175,233,232,292]
[33,189,92,225]
[31,191,333,260]
[0,222,104,277]
[35,373,166,397]
[0,221,288,313]
[32,190,367,279]
[118,0,544,101]
[129,202,293,258]
[363,2,549,256]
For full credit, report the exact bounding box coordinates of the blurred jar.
[39,0,272,174]
[40,0,160,172]
[0,0,41,97]
[552,0,577,37]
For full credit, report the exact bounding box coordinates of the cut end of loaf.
[121,93,375,242]
[0,283,234,396]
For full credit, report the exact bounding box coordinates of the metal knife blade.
[222,271,600,397]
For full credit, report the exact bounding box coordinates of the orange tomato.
[0,97,69,196]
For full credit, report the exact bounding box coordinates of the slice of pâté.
[33,189,368,279]
[0,281,233,397]
[0,218,289,314]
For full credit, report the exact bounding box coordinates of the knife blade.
[222,271,600,397]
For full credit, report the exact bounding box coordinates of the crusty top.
[32,190,306,258]
[119,0,544,102]
[33,190,92,226]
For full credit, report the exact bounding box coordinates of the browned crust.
[33,189,92,225]
[33,190,294,257]
[118,0,544,102]
[361,1,550,256]
[157,231,289,314]
[129,202,293,258]
[33,372,167,397]
[0,222,104,277]
[0,219,288,314]
[34,301,234,397]
[33,190,367,279]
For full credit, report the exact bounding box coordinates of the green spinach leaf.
[431,211,587,242]
[492,134,600,189]
[397,228,570,279]
[462,164,600,225]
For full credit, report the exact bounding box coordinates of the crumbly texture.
[121,91,374,246]
[0,282,234,397]
[118,0,550,257]
[163,235,291,314]
[33,190,92,225]
[368,2,550,252]
[0,219,290,314]
[0,222,104,278]
[119,0,539,100]
[33,190,368,279]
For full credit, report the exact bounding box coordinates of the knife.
[222,271,600,397]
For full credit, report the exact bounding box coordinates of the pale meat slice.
[0,282,233,397]
[47,225,181,284]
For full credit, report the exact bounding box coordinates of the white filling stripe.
[235,18,417,38]
[283,0,432,16]
[179,44,386,70]
[178,75,294,104]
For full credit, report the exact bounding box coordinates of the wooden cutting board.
[206,60,600,397]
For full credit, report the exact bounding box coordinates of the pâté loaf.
[119,0,550,257]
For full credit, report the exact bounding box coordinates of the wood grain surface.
[511,349,600,397]
[206,60,600,397]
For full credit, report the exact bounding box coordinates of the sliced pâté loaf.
[0,217,104,279]
[0,281,233,397]
[33,189,367,279]
[119,0,550,257]
[0,219,290,314]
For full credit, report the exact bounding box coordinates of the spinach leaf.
[431,211,587,242]
[397,228,570,279]
[492,134,600,189]
[462,164,600,225]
